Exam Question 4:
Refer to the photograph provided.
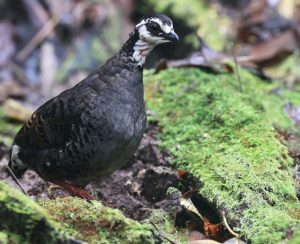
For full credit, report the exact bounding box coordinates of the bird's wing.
[14,83,97,150]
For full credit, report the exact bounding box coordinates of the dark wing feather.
[14,81,96,150]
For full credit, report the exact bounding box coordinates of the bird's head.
[122,14,179,66]
[135,14,179,45]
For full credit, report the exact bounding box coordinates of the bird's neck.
[121,30,155,66]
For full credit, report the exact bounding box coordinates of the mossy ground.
[145,68,300,243]
[40,198,159,244]
[0,180,161,243]
[0,182,72,243]
[144,209,189,244]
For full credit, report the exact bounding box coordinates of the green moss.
[40,198,159,244]
[0,230,25,243]
[289,227,300,244]
[144,209,189,244]
[0,231,8,243]
[0,182,72,243]
[145,68,300,243]
[0,182,159,243]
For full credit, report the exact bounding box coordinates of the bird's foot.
[51,180,95,201]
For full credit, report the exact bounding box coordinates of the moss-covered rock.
[145,68,300,243]
[0,182,77,243]
[40,198,159,244]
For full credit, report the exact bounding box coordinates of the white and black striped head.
[122,14,179,66]
[135,14,179,45]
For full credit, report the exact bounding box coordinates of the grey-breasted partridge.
[9,14,179,199]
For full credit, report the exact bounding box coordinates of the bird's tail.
[8,144,28,178]
[8,158,28,178]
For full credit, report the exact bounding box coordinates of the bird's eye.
[150,22,160,32]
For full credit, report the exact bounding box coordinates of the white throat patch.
[131,39,155,66]
[132,18,173,65]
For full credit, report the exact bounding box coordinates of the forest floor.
[0,121,181,221]
[1,0,300,243]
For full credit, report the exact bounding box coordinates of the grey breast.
[76,60,146,180]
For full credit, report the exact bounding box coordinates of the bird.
[9,14,179,200]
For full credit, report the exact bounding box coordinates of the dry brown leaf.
[248,30,297,65]
[203,217,223,240]
[180,197,204,221]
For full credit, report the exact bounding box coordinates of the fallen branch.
[233,52,243,93]
[16,3,76,61]
[221,211,240,240]
[16,16,60,62]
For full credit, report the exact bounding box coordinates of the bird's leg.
[50,180,95,201]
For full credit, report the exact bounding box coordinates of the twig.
[181,188,198,199]
[15,2,76,61]
[221,211,240,242]
[20,0,49,29]
[9,62,34,88]
[150,221,178,244]
[197,35,209,65]
[6,165,29,197]
[233,52,243,93]
[230,38,243,93]
[16,16,60,62]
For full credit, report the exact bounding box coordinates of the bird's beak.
[164,30,179,42]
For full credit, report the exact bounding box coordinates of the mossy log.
[40,198,160,244]
[0,182,79,243]
[145,68,300,244]
[0,182,159,243]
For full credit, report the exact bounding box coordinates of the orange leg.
[51,180,95,201]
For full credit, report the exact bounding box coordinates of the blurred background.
[1,2,300,242]
[0,0,300,146]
